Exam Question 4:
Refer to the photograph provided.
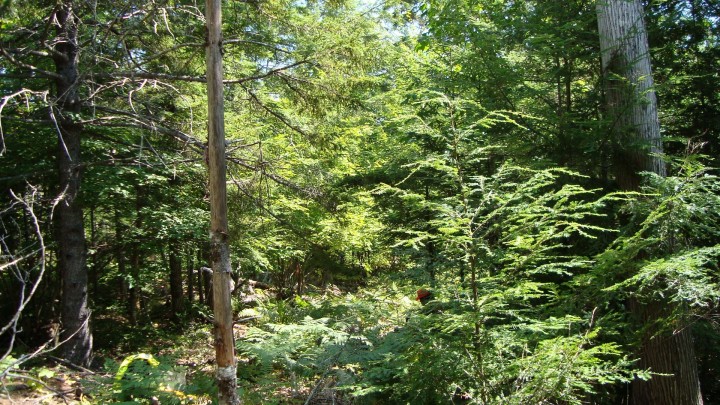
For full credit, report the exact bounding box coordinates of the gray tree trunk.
[53,0,92,366]
[205,0,239,403]
[597,0,666,190]
[596,1,702,404]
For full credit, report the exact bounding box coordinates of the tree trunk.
[205,1,239,403]
[596,2,702,404]
[169,242,184,319]
[187,247,195,303]
[597,0,665,190]
[128,185,143,326]
[114,208,127,303]
[197,254,205,305]
[53,0,92,366]
[629,300,703,405]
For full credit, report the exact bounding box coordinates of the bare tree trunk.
[205,1,239,403]
[53,0,92,366]
[596,2,702,404]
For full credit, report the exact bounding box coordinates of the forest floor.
[1,285,379,404]
[1,371,83,404]
[0,321,248,404]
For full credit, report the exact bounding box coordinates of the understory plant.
[237,165,641,404]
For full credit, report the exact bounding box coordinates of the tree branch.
[83,106,205,151]
[242,85,312,140]
[107,59,312,84]
[0,45,63,80]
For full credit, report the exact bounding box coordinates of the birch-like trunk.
[205,1,239,403]
[597,2,702,404]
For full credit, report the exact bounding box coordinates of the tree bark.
[53,0,92,366]
[629,300,703,405]
[205,1,239,403]
[169,242,184,319]
[597,0,665,190]
[114,208,127,304]
[128,184,143,326]
[596,1,702,404]
[187,247,195,303]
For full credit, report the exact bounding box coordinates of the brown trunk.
[596,1,701,404]
[187,247,195,303]
[629,300,703,405]
[169,242,184,319]
[128,185,143,325]
[128,245,139,325]
[114,208,127,303]
[205,1,239,403]
[54,0,92,366]
[89,207,99,296]
[197,261,204,305]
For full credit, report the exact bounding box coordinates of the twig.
[45,356,96,375]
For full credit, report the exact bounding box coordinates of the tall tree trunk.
[53,0,92,366]
[197,249,205,305]
[169,242,184,319]
[187,247,195,304]
[89,207,98,297]
[596,2,702,404]
[205,1,239,403]
[629,300,703,405]
[114,208,127,304]
[597,0,665,190]
[128,184,144,325]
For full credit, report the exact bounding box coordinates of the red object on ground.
[416,289,431,301]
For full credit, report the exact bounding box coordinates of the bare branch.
[242,85,312,140]
[0,89,49,155]
[227,156,322,198]
[224,60,312,84]
[106,60,311,84]
[0,45,63,80]
[0,187,48,360]
[83,106,205,151]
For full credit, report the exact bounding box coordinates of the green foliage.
[596,160,720,321]
[88,353,213,404]
[2,0,720,403]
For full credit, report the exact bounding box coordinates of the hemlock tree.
[596,1,702,404]
[50,0,93,365]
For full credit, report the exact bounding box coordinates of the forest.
[1,0,719,404]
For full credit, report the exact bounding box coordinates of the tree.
[205,0,238,403]
[596,0,666,189]
[596,1,702,404]
[51,0,93,366]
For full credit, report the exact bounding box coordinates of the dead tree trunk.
[205,0,239,403]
